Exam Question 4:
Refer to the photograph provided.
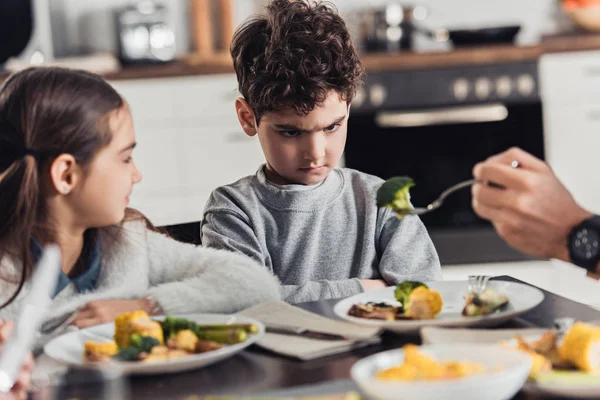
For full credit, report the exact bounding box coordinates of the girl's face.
[68,107,142,228]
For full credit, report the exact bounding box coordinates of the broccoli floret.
[376,176,415,215]
[115,335,160,361]
[161,316,201,338]
[394,280,428,306]
[117,347,141,361]
[129,334,160,352]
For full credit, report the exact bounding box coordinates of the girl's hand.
[360,279,388,291]
[0,321,34,400]
[71,299,155,329]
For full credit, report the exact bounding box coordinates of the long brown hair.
[0,67,124,308]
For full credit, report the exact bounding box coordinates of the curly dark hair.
[231,0,364,123]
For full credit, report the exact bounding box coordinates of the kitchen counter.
[361,32,600,72]
[3,32,600,82]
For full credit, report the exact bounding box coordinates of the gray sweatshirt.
[201,166,441,303]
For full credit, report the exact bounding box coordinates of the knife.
[265,323,349,341]
[0,244,61,393]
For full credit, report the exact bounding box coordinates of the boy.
[201,0,441,303]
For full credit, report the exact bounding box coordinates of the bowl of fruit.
[562,0,600,32]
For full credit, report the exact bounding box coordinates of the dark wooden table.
[51,276,600,400]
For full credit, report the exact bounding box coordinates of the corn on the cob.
[84,341,118,362]
[113,310,164,348]
[558,322,600,372]
[405,287,443,319]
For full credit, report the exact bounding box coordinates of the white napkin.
[238,301,381,360]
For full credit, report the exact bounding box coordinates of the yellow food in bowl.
[376,345,486,381]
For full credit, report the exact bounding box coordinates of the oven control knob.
[452,78,469,101]
[517,74,536,96]
[370,84,387,107]
[353,86,366,108]
[475,77,492,100]
[496,76,512,98]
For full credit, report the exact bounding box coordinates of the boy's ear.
[235,98,258,137]
[49,154,80,196]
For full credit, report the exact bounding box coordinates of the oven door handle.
[375,104,509,128]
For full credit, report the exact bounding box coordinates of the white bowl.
[351,344,532,400]
[567,6,600,32]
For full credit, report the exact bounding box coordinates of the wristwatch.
[568,215,600,272]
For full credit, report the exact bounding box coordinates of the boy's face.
[237,90,349,186]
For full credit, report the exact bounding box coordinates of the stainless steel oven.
[344,61,544,265]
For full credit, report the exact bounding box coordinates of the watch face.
[572,227,600,260]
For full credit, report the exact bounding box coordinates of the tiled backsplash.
[51,0,563,57]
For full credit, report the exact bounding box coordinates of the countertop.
[2,32,600,82]
[87,31,600,80]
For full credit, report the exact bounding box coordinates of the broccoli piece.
[394,281,428,306]
[114,335,160,362]
[376,176,415,216]
[129,334,160,352]
[161,316,201,338]
[116,347,141,361]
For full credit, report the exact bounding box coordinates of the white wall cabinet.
[110,74,264,226]
[540,50,600,215]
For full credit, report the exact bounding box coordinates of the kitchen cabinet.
[540,50,600,215]
[110,74,264,227]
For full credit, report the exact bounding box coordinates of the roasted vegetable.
[200,328,248,344]
[404,286,443,320]
[394,281,428,306]
[462,289,509,317]
[558,322,600,372]
[161,316,251,344]
[116,335,160,361]
[83,341,119,362]
[376,176,415,217]
[167,329,199,352]
[114,311,164,348]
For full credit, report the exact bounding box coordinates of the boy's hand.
[0,321,34,400]
[360,279,388,291]
[71,299,155,329]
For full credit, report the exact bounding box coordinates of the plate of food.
[502,321,600,398]
[44,311,264,375]
[351,343,532,400]
[333,280,544,333]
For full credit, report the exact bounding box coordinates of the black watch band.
[568,215,600,272]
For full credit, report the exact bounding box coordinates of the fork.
[468,275,491,295]
[40,311,78,335]
[400,179,476,216]
[400,160,520,217]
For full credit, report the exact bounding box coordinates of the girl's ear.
[49,154,80,195]
[235,98,258,137]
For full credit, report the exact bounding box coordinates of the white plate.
[351,344,532,400]
[506,334,600,399]
[334,280,544,333]
[44,314,264,375]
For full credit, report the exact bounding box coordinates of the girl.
[0,67,281,335]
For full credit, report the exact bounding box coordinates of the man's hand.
[360,279,388,291]
[472,147,592,261]
[71,299,153,329]
[0,321,34,400]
